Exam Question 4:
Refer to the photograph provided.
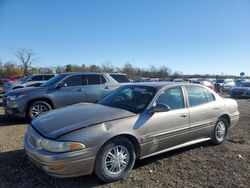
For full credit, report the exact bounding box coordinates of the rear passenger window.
[204,88,215,102]
[100,75,107,84]
[30,75,43,81]
[186,86,208,107]
[109,74,130,83]
[43,75,54,80]
[155,87,184,110]
[86,75,102,85]
[62,75,83,86]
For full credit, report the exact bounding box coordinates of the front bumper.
[3,97,26,118]
[24,126,97,177]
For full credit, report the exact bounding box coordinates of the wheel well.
[26,98,54,111]
[219,114,231,127]
[103,134,141,159]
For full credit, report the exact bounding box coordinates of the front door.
[52,74,86,108]
[141,86,190,156]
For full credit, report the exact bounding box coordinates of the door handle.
[180,113,187,117]
[104,86,110,89]
[213,107,219,110]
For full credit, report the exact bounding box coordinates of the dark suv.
[3,72,130,119]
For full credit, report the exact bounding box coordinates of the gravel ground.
[0,91,249,188]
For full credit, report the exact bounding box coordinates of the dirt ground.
[0,90,249,188]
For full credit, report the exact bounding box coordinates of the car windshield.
[17,76,30,82]
[40,74,67,87]
[215,79,224,83]
[98,85,157,114]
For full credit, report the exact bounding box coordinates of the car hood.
[5,87,43,95]
[32,103,136,139]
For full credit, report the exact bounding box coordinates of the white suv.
[3,74,54,92]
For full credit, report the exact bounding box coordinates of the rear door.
[52,74,87,108]
[185,85,219,139]
[83,74,113,102]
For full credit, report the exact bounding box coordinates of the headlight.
[41,138,86,153]
[8,94,27,101]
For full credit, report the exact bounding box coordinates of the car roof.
[127,81,196,90]
[56,72,127,76]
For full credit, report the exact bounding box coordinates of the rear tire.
[211,118,228,145]
[27,101,52,120]
[95,137,136,182]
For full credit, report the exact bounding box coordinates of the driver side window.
[61,75,84,87]
[155,87,185,110]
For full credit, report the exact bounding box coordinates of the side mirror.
[147,103,170,114]
[57,82,67,89]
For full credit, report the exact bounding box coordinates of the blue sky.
[0,0,250,76]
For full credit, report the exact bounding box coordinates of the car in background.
[230,81,250,98]
[234,79,250,87]
[214,79,235,93]
[3,72,130,119]
[0,76,23,87]
[0,77,8,87]
[3,74,54,92]
[221,79,235,92]
[173,78,184,82]
[24,82,239,182]
[199,80,215,90]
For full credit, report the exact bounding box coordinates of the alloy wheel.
[104,145,130,175]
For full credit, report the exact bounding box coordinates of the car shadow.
[134,141,212,169]
[0,149,105,188]
[0,142,213,187]
[0,115,28,126]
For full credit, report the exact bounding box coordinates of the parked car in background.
[0,77,7,87]
[230,81,250,98]
[173,78,184,82]
[199,80,215,90]
[0,76,23,87]
[214,79,235,93]
[234,79,250,87]
[24,82,239,182]
[3,74,54,92]
[221,79,235,92]
[3,72,130,119]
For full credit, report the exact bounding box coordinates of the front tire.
[95,137,136,182]
[27,101,52,120]
[211,118,228,145]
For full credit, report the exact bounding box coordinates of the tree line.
[0,48,246,79]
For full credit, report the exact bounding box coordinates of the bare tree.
[122,62,134,76]
[15,48,35,75]
[101,61,114,73]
